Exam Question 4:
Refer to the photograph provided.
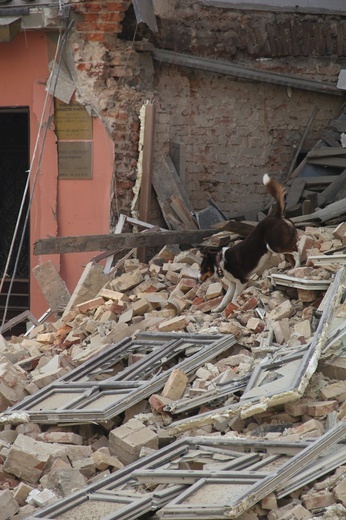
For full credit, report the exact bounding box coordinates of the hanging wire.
[0,9,72,333]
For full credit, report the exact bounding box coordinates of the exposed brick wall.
[154,65,342,217]
[71,0,130,43]
[151,2,346,63]
[65,0,346,227]
[68,0,153,227]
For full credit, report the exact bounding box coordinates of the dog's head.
[199,247,222,282]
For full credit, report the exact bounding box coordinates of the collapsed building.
[1,0,346,519]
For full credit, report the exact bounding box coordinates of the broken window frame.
[160,421,346,519]
[166,267,346,434]
[29,436,308,519]
[1,333,236,424]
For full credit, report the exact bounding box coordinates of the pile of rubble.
[0,223,346,519]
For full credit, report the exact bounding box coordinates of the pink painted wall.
[0,31,113,318]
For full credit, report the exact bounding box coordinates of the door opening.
[0,108,30,335]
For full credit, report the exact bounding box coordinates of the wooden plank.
[321,130,342,148]
[317,169,346,206]
[303,176,338,185]
[153,155,194,213]
[212,220,256,236]
[331,120,346,133]
[307,147,345,159]
[34,229,216,255]
[287,107,317,177]
[292,197,346,223]
[138,104,155,223]
[307,157,346,168]
[286,178,306,209]
[168,194,199,229]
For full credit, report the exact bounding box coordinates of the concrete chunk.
[162,369,188,400]
[109,419,158,465]
[4,434,61,484]
[0,489,19,519]
[33,260,70,314]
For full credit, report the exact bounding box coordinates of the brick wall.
[154,65,342,217]
[68,0,154,227]
[66,0,346,226]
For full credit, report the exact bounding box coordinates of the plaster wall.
[0,31,113,317]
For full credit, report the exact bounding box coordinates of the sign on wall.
[54,99,92,140]
[57,142,92,180]
[54,99,93,179]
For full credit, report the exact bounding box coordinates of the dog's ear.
[197,246,209,255]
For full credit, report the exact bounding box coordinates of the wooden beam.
[138,103,156,223]
[34,229,217,255]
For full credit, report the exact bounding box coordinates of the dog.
[200,174,299,311]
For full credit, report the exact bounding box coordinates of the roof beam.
[152,48,343,96]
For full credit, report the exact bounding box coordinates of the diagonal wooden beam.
[34,229,217,255]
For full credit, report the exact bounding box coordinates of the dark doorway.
[0,108,30,334]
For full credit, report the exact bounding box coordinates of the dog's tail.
[263,174,286,218]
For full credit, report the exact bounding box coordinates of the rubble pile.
[0,225,346,518]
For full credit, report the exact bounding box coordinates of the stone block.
[149,394,173,411]
[319,357,346,380]
[98,288,125,301]
[130,298,150,316]
[284,401,307,417]
[305,400,338,417]
[91,447,124,471]
[63,261,111,317]
[294,319,312,339]
[177,277,197,292]
[0,489,19,519]
[162,369,188,400]
[261,492,277,510]
[158,315,188,332]
[30,488,58,507]
[299,234,316,262]
[267,299,295,321]
[302,489,335,510]
[219,320,247,338]
[109,419,158,465]
[72,457,97,478]
[76,296,105,313]
[110,269,144,292]
[297,288,320,303]
[3,434,61,484]
[46,468,88,497]
[58,445,92,463]
[247,317,265,333]
[37,432,83,445]
[205,282,223,300]
[33,260,70,313]
[289,418,324,437]
[192,296,223,313]
[13,482,34,506]
[31,367,68,389]
[334,477,346,506]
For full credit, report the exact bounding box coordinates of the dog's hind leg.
[213,281,236,312]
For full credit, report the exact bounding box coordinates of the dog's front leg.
[213,281,235,312]
[231,279,246,303]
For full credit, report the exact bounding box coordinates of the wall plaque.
[54,100,92,140]
[58,142,92,180]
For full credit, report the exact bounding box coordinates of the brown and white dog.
[200,174,299,311]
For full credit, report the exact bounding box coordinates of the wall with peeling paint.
[0,31,113,317]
